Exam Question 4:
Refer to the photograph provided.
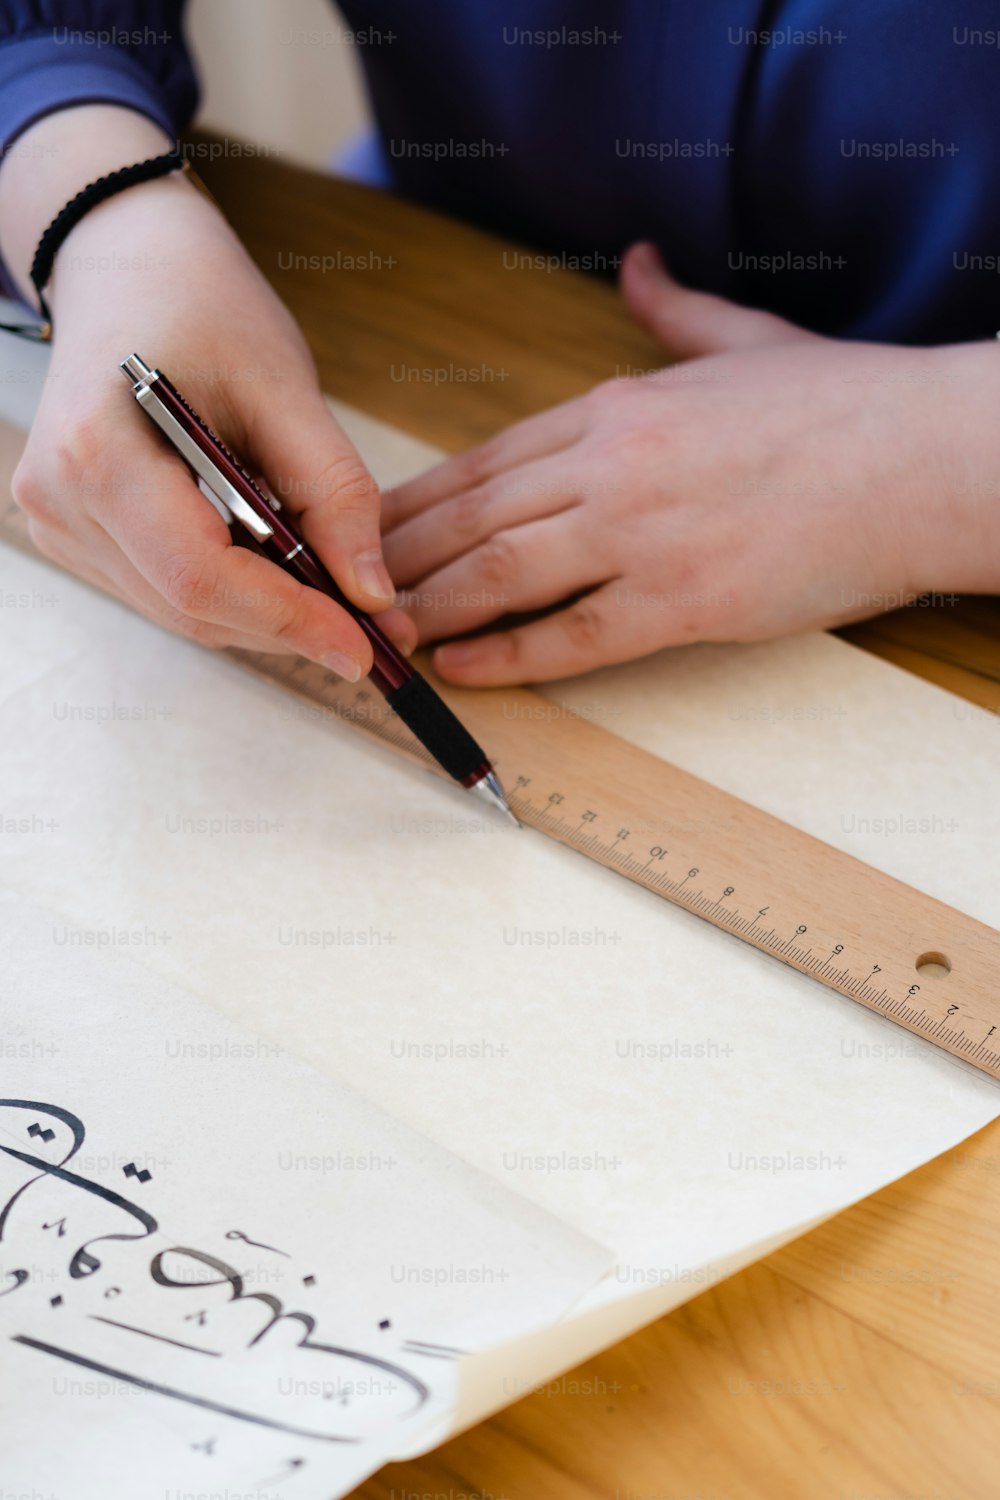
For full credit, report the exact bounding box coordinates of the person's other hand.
[381,242,1000,685]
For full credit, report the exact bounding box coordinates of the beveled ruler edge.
[230,646,1000,1085]
[3,499,999,1083]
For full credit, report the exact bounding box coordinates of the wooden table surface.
[192,149,1000,1500]
[11,141,1000,1500]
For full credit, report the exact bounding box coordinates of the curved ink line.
[0,1100,86,1244]
[0,1146,158,1277]
[247,1296,430,1411]
[401,1350,464,1362]
[297,1335,430,1412]
[150,1246,244,1293]
[0,1268,28,1297]
[150,1251,430,1413]
[12,1336,360,1443]
[225,1230,290,1258]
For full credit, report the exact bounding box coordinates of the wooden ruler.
[232,647,1000,1082]
[3,496,999,1081]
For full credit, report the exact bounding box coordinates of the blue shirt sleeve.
[0,2,198,153]
[0,2,198,304]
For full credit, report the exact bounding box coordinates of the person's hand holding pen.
[1,104,416,678]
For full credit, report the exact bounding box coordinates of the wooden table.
[10,141,1000,1500]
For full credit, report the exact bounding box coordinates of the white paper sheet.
[0,890,609,1498]
[2,398,999,1478]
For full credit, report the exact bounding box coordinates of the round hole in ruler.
[915,951,952,978]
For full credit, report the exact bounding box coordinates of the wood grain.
[191,142,665,448]
[3,134,999,1500]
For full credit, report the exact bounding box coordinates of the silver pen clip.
[119,353,274,543]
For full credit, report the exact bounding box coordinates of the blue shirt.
[0,1,997,343]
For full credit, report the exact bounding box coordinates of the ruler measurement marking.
[280,654,993,1081]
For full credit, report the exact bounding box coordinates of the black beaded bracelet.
[0,144,187,343]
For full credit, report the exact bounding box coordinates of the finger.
[125,592,300,655]
[98,473,415,657]
[95,533,307,653]
[432,581,663,686]
[400,513,608,642]
[382,456,580,586]
[30,515,299,654]
[361,603,418,656]
[620,241,814,358]
[247,387,396,611]
[380,401,587,531]
[97,451,376,677]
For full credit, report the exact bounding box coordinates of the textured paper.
[2,396,999,1473]
[0,891,609,1498]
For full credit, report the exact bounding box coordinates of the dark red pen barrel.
[261,533,410,693]
[150,370,410,692]
[265,518,489,779]
[145,366,495,784]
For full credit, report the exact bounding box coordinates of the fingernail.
[353,548,395,603]
[321,649,363,682]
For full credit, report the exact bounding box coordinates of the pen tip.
[500,801,522,828]
[469,770,521,827]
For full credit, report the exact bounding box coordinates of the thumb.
[250,385,396,611]
[620,241,815,358]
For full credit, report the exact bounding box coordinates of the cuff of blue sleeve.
[0,36,183,308]
[0,34,180,154]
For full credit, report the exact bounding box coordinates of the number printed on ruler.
[238,652,1000,1085]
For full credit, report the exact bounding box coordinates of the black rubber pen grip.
[386,674,490,785]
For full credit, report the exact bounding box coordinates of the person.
[2,3,998,687]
